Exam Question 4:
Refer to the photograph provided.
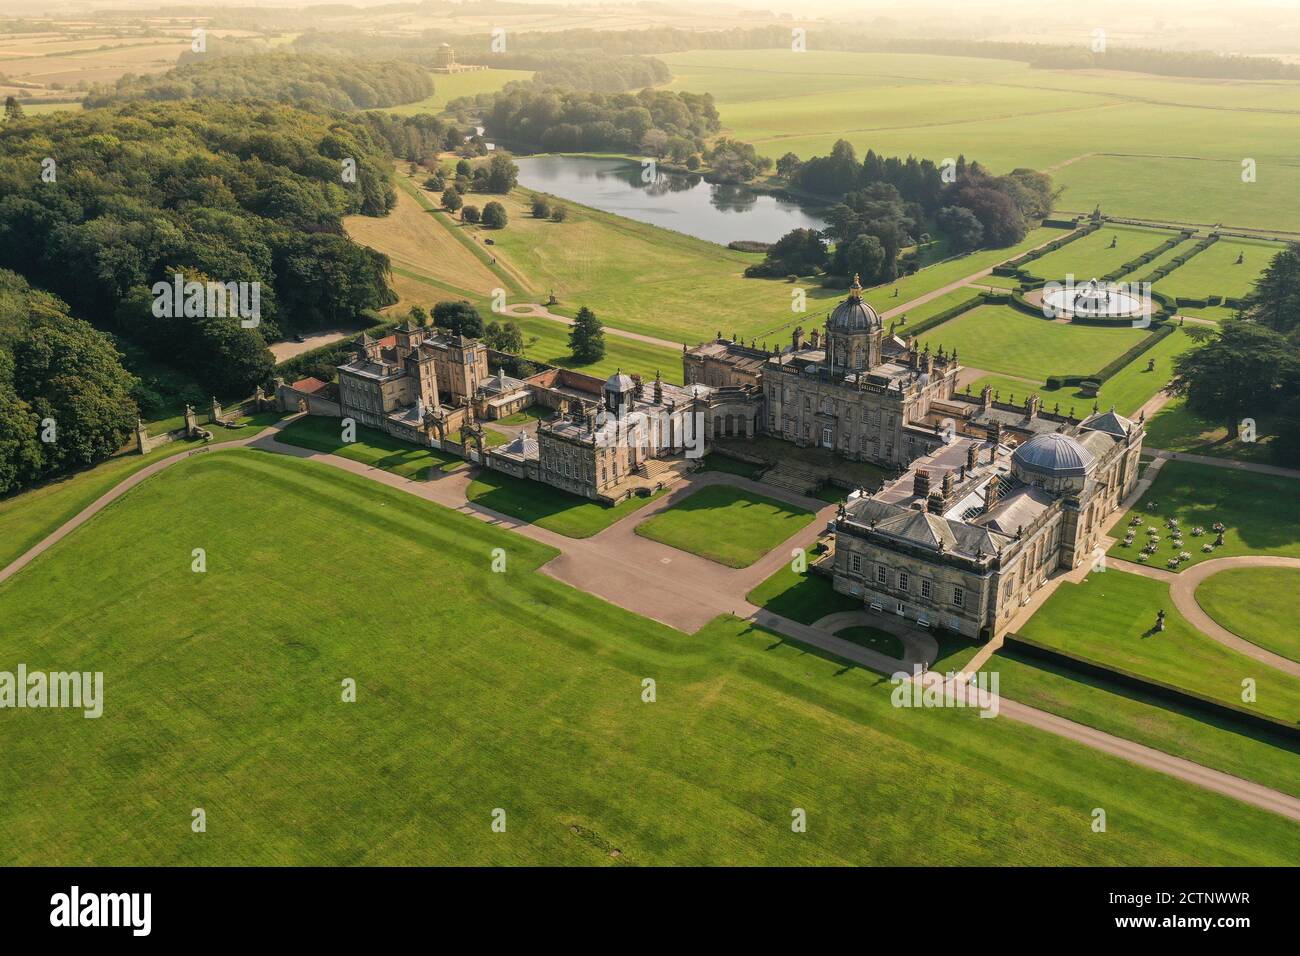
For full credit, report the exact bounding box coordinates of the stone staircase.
[636,458,675,480]
[760,460,826,496]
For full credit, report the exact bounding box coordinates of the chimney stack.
[983,474,1001,514]
[966,441,979,472]
[810,328,821,349]
[792,326,804,351]
[980,385,994,410]
[927,491,945,514]
[912,468,931,499]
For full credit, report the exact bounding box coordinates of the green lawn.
[1105,460,1300,569]
[836,626,905,658]
[746,561,859,625]
[990,650,1300,798]
[1018,570,1300,725]
[1156,236,1288,302]
[1,448,1294,864]
[1021,224,1181,282]
[0,412,281,573]
[1142,397,1278,462]
[1196,567,1300,663]
[495,406,551,427]
[922,304,1149,381]
[275,415,464,478]
[635,484,817,568]
[465,468,663,538]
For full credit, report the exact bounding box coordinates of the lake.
[513,155,828,246]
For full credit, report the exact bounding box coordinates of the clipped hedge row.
[898,293,988,337]
[1137,233,1219,288]
[1005,222,1094,271]
[1001,634,1300,743]
[1092,322,1176,382]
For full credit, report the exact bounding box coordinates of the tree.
[462,205,481,224]
[484,320,525,354]
[442,190,463,214]
[531,196,552,219]
[423,174,445,192]
[3,96,23,123]
[776,152,802,178]
[408,305,428,327]
[433,300,484,338]
[1241,242,1300,335]
[950,182,1027,247]
[1171,321,1295,439]
[752,228,828,277]
[485,153,518,193]
[936,205,984,252]
[456,159,472,177]
[482,201,508,229]
[569,306,605,363]
[834,234,887,284]
[550,205,569,223]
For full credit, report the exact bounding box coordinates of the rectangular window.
[898,571,909,592]
[876,565,887,585]
[920,579,932,599]
[953,586,964,608]
[850,554,862,573]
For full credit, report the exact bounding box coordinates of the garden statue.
[1156,609,1166,632]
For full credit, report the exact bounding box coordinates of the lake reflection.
[514,155,828,246]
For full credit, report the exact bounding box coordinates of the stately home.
[684,276,961,467]
[431,43,488,74]
[829,406,1144,638]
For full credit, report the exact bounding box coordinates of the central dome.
[828,274,881,332]
[1012,432,1095,478]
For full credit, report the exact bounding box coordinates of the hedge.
[1001,634,1300,742]
[1091,323,1175,383]
[898,293,987,337]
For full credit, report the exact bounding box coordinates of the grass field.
[921,304,1149,382]
[634,484,816,568]
[465,469,663,538]
[1195,568,1300,663]
[990,650,1300,798]
[663,49,1300,231]
[1018,571,1300,725]
[275,415,464,478]
[383,69,535,114]
[0,413,280,573]
[1105,461,1300,569]
[2,449,1296,864]
[1156,236,1288,302]
[1020,225,1179,282]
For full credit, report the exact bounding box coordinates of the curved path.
[501,302,685,351]
[1116,556,1300,677]
[810,610,938,666]
[4,421,1300,821]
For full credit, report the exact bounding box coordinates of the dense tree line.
[480,87,720,155]
[0,270,139,496]
[1173,244,1300,464]
[84,53,434,111]
[0,101,409,414]
[750,140,1056,282]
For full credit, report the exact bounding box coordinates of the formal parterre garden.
[2,450,1296,865]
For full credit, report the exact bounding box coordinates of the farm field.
[990,651,1300,798]
[1105,460,1300,569]
[1155,236,1287,302]
[662,50,1300,231]
[1195,568,1300,663]
[383,69,535,114]
[2,449,1295,864]
[1017,571,1300,725]
[1020,225,1180,282]
[634,484,816,568]
[919,304,1149,382]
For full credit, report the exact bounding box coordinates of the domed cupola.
[825,275,883,373]
[1011,432,1095,493]
[828,274,881,333]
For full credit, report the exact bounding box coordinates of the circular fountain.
[1040,277,1147,319]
